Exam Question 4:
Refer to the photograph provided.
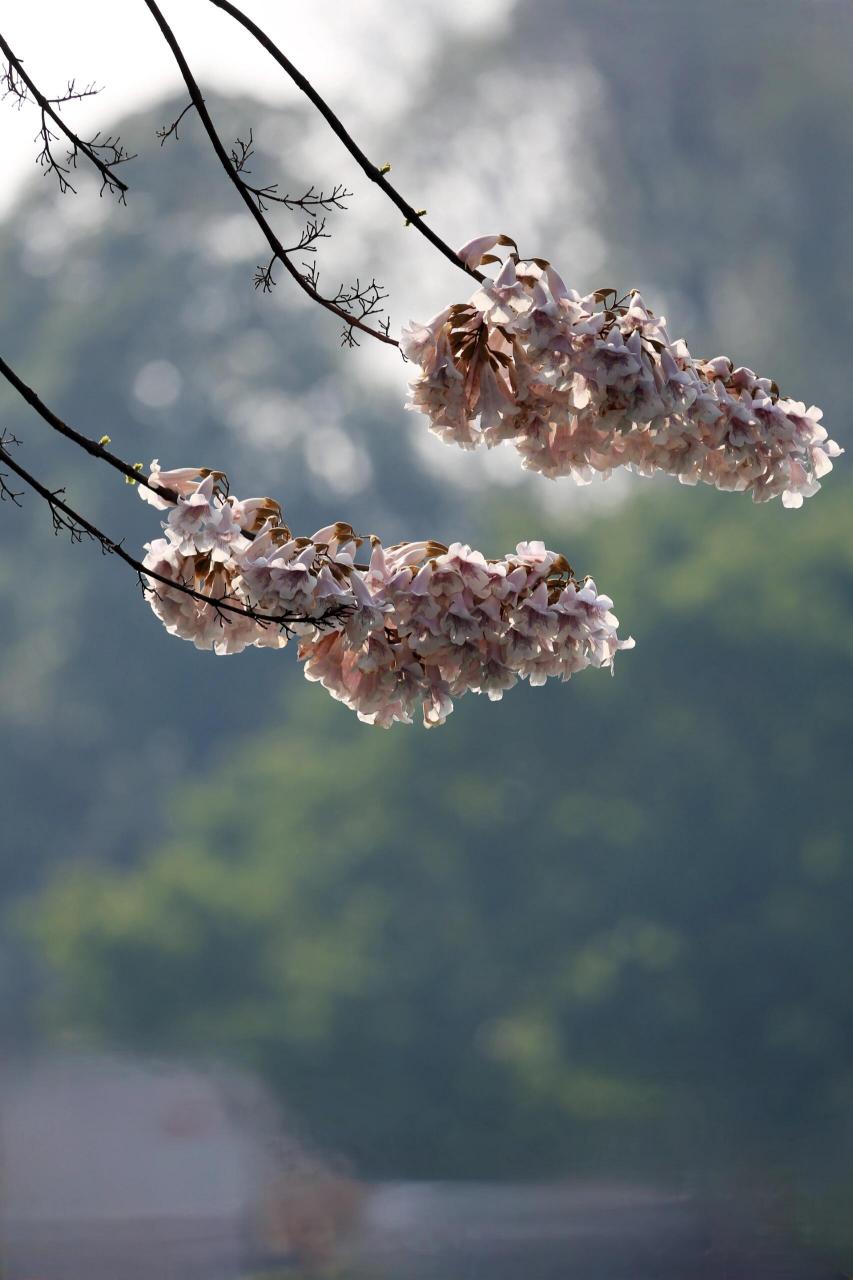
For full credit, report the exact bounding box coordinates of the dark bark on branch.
[0,354,180,503]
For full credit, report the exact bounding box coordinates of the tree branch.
[0,30,134,199]
[142,0,397,348]
[206,0,485,285]
[0,354,180,502]
[156,99,196,145]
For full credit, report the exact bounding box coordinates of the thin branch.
[0,431,24,505]
[0,31,134,199]
[45,80,102,107]
[227,129,352,214]
[0,354,180,502]
[142,0,398,347]
[206,0,484,285]
[156,99,196,145]
[250,181,351,217]
[0,436,344,636]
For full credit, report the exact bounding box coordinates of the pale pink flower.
[137,460,210,510]
[457,233,502,270]
[402,241,841,505]
[140,467,632,725]
[164,475,245,562]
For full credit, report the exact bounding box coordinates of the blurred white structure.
[0,1052,361,1278]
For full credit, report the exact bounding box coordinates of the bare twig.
[156,99,196,145]
[206,0,485,284]
[142,0,398,347]
[228,129,352,214]
[0,31,134,199]
[250,180,351,217]
[0,431,24,505]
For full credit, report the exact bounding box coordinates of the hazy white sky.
[1,0,514,215]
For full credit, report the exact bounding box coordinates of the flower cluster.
[402,234,841,506]
[139,462,632,727]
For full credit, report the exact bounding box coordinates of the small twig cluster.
[256,180,351,216]
[156,99,195,146]
[227,126,352,215]
[0,33,134,200]
[332,277,391,348]
[0,431,24,506]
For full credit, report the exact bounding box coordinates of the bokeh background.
[1,0,852,1270]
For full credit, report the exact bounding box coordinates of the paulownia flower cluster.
[402,235,842,506]
[139,462,632,728]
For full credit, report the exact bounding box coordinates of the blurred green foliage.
[2,9,853,1266]
[29,480,853,1183]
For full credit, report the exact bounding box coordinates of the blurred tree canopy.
[28,479,853,1179]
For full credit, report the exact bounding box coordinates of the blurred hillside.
[0,0,851,1257]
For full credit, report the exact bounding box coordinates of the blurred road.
[1,1218,244,1280]
[345,1182,836,1280]
[1,1183,837,1279]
